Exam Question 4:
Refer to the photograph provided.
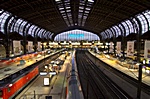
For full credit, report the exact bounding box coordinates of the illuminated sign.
[44,77,50,85]
[40,72,47,76]
[68,34,84,38]
[49,72,57,75]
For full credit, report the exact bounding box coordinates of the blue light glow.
[68,34,84,38]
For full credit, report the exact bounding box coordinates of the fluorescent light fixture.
[40,72,47,76]
[88,0,94,2]
[49,72,57,75]
[55,0,61,2]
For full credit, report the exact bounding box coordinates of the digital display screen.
[68,34,84,38]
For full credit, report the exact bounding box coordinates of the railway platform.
[89,50,150,86]
[0,50,62,81]
[15,54,72,99]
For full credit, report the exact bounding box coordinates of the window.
[54,29,100,41]
[125,20,134,33]
[7,87,11,92]
[100,10,150,37]
[0,12,10,33]
[106,29,113,38]
[0,90,3,96]
[121,22,130,36]
[143,11,150,30]
[28,25,35,36]
[137,14,148,34]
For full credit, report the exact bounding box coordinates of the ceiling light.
[88,0,94,2]
[55,0,61,2]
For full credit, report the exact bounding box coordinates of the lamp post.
[136,64,142,99]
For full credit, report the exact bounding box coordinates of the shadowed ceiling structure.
[0,0,150,39]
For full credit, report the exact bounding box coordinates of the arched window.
[54,29,100,41]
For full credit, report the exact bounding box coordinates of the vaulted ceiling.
[0,0,150,37]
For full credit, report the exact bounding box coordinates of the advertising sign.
[28,41,33,52]
[127,41,134,57]
[116,42,121,54]
[37,42,41,51]
[109,42,114,53]
[144,40,150,59]
[13,40,21,55]
[44,77,50,86]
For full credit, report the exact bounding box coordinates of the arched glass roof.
[55,0,94,27]
[0,11,10,33]
[54,29,100,41]
[0,10,53,40]
[100,10,150,40]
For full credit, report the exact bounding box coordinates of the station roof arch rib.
[0,0,150,40]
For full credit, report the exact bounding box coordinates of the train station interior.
[0,0,150,99]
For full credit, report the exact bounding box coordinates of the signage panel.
[144,40,150,59]
[127,41,134,57]
[44,77,50,86]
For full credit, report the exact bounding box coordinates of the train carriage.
[0,66,39,99]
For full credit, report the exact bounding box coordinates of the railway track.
[86,51,150,96]
[76,50,131,99]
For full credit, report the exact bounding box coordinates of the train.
[66,51,82,99]
[0,66,39,99]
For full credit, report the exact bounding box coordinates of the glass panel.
[132,18,139,33]
[78,1,94,26]
[31,26,38,37]
[0,12,10,33]
[116,26,121,37]
[7,17,14,33]
[18,21,27,35]
[125,20,134,33]
[41,31,46,38]
[50,33,54,39]
[54,29,100,41]
[143,11,150,30]
[112,26,119,37]
[100,10,150,38]
[101,32,107,39]
[13,19,23,32]
[0,90,3,96]
[25,24,31,34]
[106,29,112,38]
[110,28,116,37]
[10,18,16,33]
[100,32,104,39]
[28,25,35,36]
[37,29,44,37]
[55,0,72,26]
[34,28,40,37]
[121,22,130,36]
[47,32,51,39]
[137,14,148,34]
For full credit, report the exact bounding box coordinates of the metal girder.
[0,0,150,40]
